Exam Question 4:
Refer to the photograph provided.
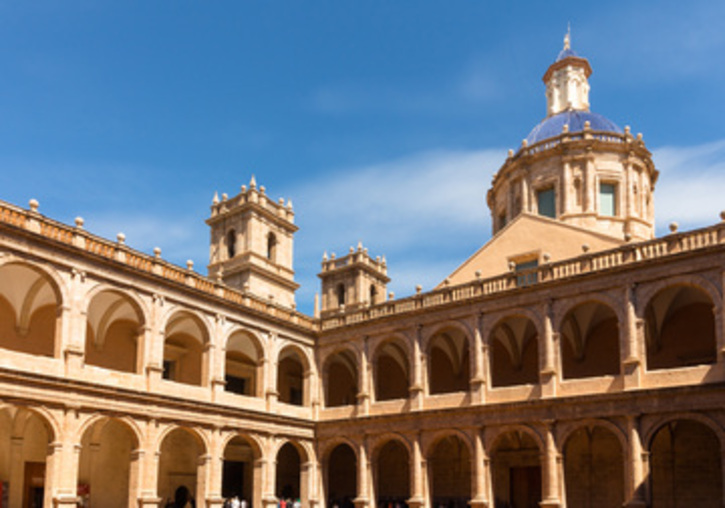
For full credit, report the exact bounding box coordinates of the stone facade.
[0,37,723,508]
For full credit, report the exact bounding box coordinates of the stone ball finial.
[415,285,422,294]
[153,247,162,259]
[186,260,194,271]
[116,232,126,245]
[475,270,481,279]
[562,124,569,133]
[508,261,516,271]
[624,125,631,135]
[669,222,679,233]
[624,233,632,242]
[584,120,591,130]
[75,217,84,229]
[259,185,266,195]
[221,193,228,202]
[582,244,590,253]
[28,199,39,212]
[637,133,643,141]
[507,149,514,158]
[543,253,551,263]
[388,292,395,300]
[521,139,528,147]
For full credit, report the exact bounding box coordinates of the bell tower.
[207,176,299,308]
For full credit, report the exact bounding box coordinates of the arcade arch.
[489,316,539,387]
[222,435,262,505]
[157,427,206,505]
[645,285,717,370]
[277,346,308,406]
[162,311,210,386]
[0,262,60,358]
[563,424,624,508]
[649,418,723,507]
[490,429,542,508]
[373,340,409,401]
[560,301,620,379]
[325,443,357,508]
[77,417,139,508]
[374,439,410,506]
[85,289,144,373]
[225,330,264,397]
[427,434,471,508]
[427,327,470,395]
[324,349,358,407]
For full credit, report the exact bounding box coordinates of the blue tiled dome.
[556,48,579,61]
[524,110,622,146]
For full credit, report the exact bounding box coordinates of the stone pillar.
[129,448,145,507]
[470,314,486,404]
[470,427,490,508]
[407,432,425,508]
[561,160,571,215]
[205,428,225,508]
[253,458,266,508]
[410,326,424,410]
[623,284,643,389]
[137,420,162,507]
[353,437,370,508]
[8,436,24,508]
[540,301,558,398]
[584,155,595,214]
[357,337,371,416]
[63,269,87,375]
[262,453,278,508]
[624,415,647,508]
[540,421,561,508]
[266,340,280,411]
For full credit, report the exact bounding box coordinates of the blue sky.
[0,1,723,314]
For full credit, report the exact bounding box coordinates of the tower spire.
[564,23,571,50]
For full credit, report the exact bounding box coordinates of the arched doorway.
[325,350,358,407]
[326,443,356,508]
[374,341,409,401]
[491,430,542,508]
[563,425,624,507]
[157,427,204,505]
[489,316,539,387]
[0,407,54,508]
[276,442,303,501]
[222,435,260,506]
[375,440,410,507]
[428,328,470,395]
[650,419,722,507]
[78,418,138,508]
[560,302,620,378]
[428,435,471,508]
[645,285,717,370]
[0,263,59,358]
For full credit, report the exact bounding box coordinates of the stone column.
[137,419,163,507]
[129,448,145,507]
[266,337,280,411]
[540,421,561,508]
[584,155,595,214]
[561,160,571,215]
[410,326,425,410]
[407,432,425,508]
[471,314,486,404]
[8,436,24,508]
[540,301,558,398]
[623,415,647,508]
[623,284,643,389]
[211,315,228,399]
[205,428,225,508]
[470,427,490,508]
[262,444,278,508]
[357,337,371,416]
[62,269,87,375]
[353,437,370,508]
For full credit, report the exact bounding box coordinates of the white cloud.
[288,149,503,307]
[653,139,725,229]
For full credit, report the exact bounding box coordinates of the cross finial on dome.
[564,23,571,50]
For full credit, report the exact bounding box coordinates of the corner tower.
[487,32,658,242]
[207,176,299,308]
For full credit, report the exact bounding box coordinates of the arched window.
[267,233,277,262]
[336,283,346,307]
[227,230,236,259]
[370,285,377,305]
